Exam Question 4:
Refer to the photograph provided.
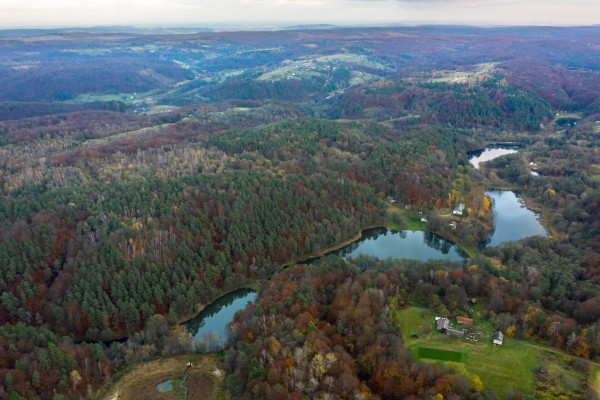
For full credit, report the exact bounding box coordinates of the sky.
[0,0,599,29]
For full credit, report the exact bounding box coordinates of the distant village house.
[385,195,396,203]
[456,316,473,325]
[453,203,466,216]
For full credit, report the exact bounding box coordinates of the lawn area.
[416,347,465,362]
[385,206,426,231]
[394,306,538,398]
[392,305,431,338]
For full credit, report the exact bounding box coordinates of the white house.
[493,331,504,346]
[453,203,466,216]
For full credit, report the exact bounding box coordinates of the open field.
[257,53,389,81]
[65,92,143,104]
[425,62,498,84]
[395,306,538,397]
[100,354,228,400]
[416,347,464,362]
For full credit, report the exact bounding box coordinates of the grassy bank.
[100,353,228,400]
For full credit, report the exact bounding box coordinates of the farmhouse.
[436,317,450,333]
[456,316,473,325]
[452,203,466,216]
[493,331,504,346]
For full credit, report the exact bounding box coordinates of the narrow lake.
[483,190,548,247]
[184,289,256,351]
[304,228,467,263]
[468,147,518,169]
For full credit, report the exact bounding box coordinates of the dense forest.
[0,25,599,399]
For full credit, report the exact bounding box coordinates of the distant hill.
[278,24,338,31]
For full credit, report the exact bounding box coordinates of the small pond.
[184,289,256,350]
[468,147,518,169]
[304,228,468,263]
[483,190,548,247]
[156,379,173,393]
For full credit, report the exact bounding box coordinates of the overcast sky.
[1,0,599,29]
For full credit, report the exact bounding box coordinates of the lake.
[184,289,256,351]
[468,147,518,169]
[304,227,467,263]
[483,190,548,247]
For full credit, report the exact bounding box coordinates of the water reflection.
[468,147,518,169]
[482,190,548,247]
[183,289,256,352]
[305,228,467,263]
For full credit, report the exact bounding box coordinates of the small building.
[456,316,473,325]
[449,221,457,229]
[469,298,477,305]
[493,331,504,346]
[447,328,465,338]
[385,195,396,203]
[420,217,428,222]
[436,318,450,333]
[452,203,466,216]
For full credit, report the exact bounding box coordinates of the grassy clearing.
[416,347,465,362]
[592,365,600,397]
[426,62,498,84]
[257,53,389,81]
[385,206,426,231]
[395,306,538,398]
[100,353,228,400]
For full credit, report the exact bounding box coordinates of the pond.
[304,228,468,263]
[468,147,518,169]
[183,289,256,351]
[156,380,173,393]
[483,190,548,247]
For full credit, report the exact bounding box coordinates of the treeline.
[0,170,383,340]
[0,101,126,122]
[329,79,554,131]
[225,261,479,399]
[0,323,110,400]
[0,58,190,102]
[211,117,485,211]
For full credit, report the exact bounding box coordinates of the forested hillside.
[0,26,599,399]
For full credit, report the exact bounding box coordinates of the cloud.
[0,0,599,28]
